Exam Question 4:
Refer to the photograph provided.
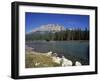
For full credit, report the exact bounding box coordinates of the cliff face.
[32,24,65,32]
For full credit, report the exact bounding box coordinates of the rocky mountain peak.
[32,24,65,32]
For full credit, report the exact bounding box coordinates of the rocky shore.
[25,46,82,68]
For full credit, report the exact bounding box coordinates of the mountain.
[27,24,66,34]
[26,24,89,41]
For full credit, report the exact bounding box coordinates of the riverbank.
[25,46,83,68]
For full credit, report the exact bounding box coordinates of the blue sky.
[25,12,89,33]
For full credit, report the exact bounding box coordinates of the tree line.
[26,28,89,41]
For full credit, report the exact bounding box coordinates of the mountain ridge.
[26,24,66,34]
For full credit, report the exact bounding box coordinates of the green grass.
[25,51,60,68]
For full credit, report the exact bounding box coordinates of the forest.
[26,28,89,41]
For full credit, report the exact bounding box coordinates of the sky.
[25,12,89,33]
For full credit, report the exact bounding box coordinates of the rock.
[46,51,52,56]
[61,56,72,66]
[53,53,58,57]
[52,56,61,64]
[75,61,82,66]
[35,62,40,66]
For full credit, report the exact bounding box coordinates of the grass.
[25,51,60,68]
[25,46,88,68]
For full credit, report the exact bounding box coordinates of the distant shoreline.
[26,40,89,43]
